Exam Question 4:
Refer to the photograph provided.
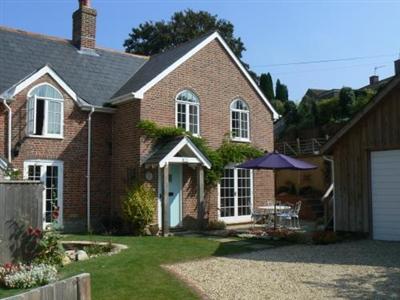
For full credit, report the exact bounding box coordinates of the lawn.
[0,234,271,299]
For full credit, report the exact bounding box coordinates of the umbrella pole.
[274,169,277,230]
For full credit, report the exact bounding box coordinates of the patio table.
[258,205,291,211]
[258,205,292,228]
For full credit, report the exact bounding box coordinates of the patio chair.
[276,204,292,228]
[251,209,266,228]
[289,201,302,229]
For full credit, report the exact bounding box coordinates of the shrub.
[207,220,226,230]
[312,231,338,245]
[0,263,57,289]
[122,183,156,235]
[26,225,64,266]
[285,232,309,244]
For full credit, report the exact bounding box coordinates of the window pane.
[189,105,198,134]
[231,111,240,138]
[47,101,61,134]
[176,90,199,103]
[238,169,251,216]
[177,103,186,129]
[35,99,45,135]
[219,168,235,217]
[30,84,63,100]
[240,112,249,139]
[45,166,59,223]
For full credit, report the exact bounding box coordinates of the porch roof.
[144,136,211,169]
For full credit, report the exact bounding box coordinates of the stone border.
[61,241,128,257]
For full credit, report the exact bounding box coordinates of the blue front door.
[168,164,182,227]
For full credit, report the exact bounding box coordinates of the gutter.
[0,97,12,162]
[323,155,335,231]
[87,106,95,232]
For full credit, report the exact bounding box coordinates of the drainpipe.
[1,98,12,163]
[87,106,95,232]
[323,155,335,231]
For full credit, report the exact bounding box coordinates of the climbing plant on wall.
[137,120,264,186]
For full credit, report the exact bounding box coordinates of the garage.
[371,150,400,241]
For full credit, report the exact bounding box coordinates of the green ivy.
[137,120,264,186]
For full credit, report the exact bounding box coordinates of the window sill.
[231,137,251,143]
[27,134,64,140]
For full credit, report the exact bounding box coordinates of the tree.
[259,73,274,100]
[275,79,289,101]
[338,87,355,118]
[124,9,245,58]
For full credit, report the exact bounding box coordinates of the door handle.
[169,192,174,196]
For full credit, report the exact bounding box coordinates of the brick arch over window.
[175,89,200,135]
[27,83,64,138]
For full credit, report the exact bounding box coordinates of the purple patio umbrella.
[237,151,317,229]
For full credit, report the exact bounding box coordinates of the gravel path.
[166,240,400,299]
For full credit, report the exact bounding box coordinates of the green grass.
[0,234,277,299]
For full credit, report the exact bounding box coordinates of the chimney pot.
[395,59,400,76]
[73,0,97,50]
[369,75,379,85]
[80,0,91,7]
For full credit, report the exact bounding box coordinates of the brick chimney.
[369,75,379,85]
[395,59,400,76]
[72,0,97,50]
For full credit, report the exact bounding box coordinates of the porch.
[144,136,211,236]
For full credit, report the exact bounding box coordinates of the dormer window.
[176,90,200,135]
[230,99,250,142]
[27,83,64,138]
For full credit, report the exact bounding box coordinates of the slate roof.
[0,26,148,106]
[113,32,214,98]
[144,137,185,165]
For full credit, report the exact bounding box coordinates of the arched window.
[176,90,200,135]
[230,99,250,141]
[27,83,64,137]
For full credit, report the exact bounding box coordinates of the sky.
[1,0,400,101]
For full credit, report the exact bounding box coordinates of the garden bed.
[61,241,128,264]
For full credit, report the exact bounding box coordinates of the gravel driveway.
[166,240,400,299]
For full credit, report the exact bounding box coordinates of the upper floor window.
[176,90,199,135]
[27,83,64,138]
[231,99,250,141]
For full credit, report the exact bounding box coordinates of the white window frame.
[218,166,253,224]
[23,160,64,228]
[175,90,200,136]
[230,99,250,142]
[26,83,64,139]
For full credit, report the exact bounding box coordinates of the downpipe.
[1,98,12,162]
[87,106,95,232]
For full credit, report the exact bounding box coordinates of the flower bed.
[0,263,57,289]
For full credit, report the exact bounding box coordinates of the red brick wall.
[1,74,112,232]
[111,101,142,216]
[138,39,275,226]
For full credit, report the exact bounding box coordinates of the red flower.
[27,226,34,235]
[33,228,42,237]
[52,210,59,220]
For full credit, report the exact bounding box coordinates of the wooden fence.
[3,273,91,300]
[0,181,43,264]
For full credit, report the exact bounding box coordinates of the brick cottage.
[0,0,278,232]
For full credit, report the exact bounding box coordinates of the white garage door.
[371,150,400,241]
